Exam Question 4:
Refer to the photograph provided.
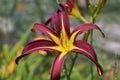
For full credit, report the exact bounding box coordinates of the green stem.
[67,54,78,80]
[90,30,94,80]
[90,16,95,80]
[79,15,88,24]
[64,62,69,80]
[114,54,118,80]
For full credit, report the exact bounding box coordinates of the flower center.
[60,35,70,52]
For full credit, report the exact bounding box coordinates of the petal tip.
[15,58,19,64]
[97,67,103,76]
[31,28,36,32]
[15,56,21,64]
[101,31,105,38]
[102,33,105,38]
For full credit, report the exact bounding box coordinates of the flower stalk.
[90,29,94,80]
[68,54,78,80]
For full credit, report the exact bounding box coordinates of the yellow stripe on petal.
[60,26,69,48]
[47,32,60,45]
[69,31,79,44]
[49,46,64,52]
[59,52,67,61]
[60,14,70,48]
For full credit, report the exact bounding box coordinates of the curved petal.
[44,17,52,25]
[39,10,62,37]
[73,40,103,75]
[15,40,57,64]
[51,9,61,37]
[43,4,71,38]
[32,23,61,44]
[71,24,105,40]
[45,9,70,37]
[57,0,73,10]
[48,8,71,38]
[51,53,66,80]
[66,0,73,8]
[67,0,83,19]
[60,10,71,37]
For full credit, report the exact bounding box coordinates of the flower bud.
[98,0,107,9]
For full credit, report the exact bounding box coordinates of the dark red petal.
[60,10,71,37]
[50,54,66,80]
[15,40,57,64]
[71,24,105,40]
[44,17,52,25]
[43,10,61,37]
[51,8,71,37]
[51,9,61,37]
[44,3,71,38]
[73,40,103,75]
[33,23,58,40]
[66,0,74,10]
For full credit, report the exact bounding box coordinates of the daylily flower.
[15,10,104,80]
[64,0,86,20]
[45,0,88,25]
[57,0,82,18]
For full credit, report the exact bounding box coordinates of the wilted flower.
[16,9,104,80]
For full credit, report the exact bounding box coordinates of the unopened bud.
[85,0,91,9]
[98,0,107,9]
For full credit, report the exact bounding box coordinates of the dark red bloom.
[16,2,104,80]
